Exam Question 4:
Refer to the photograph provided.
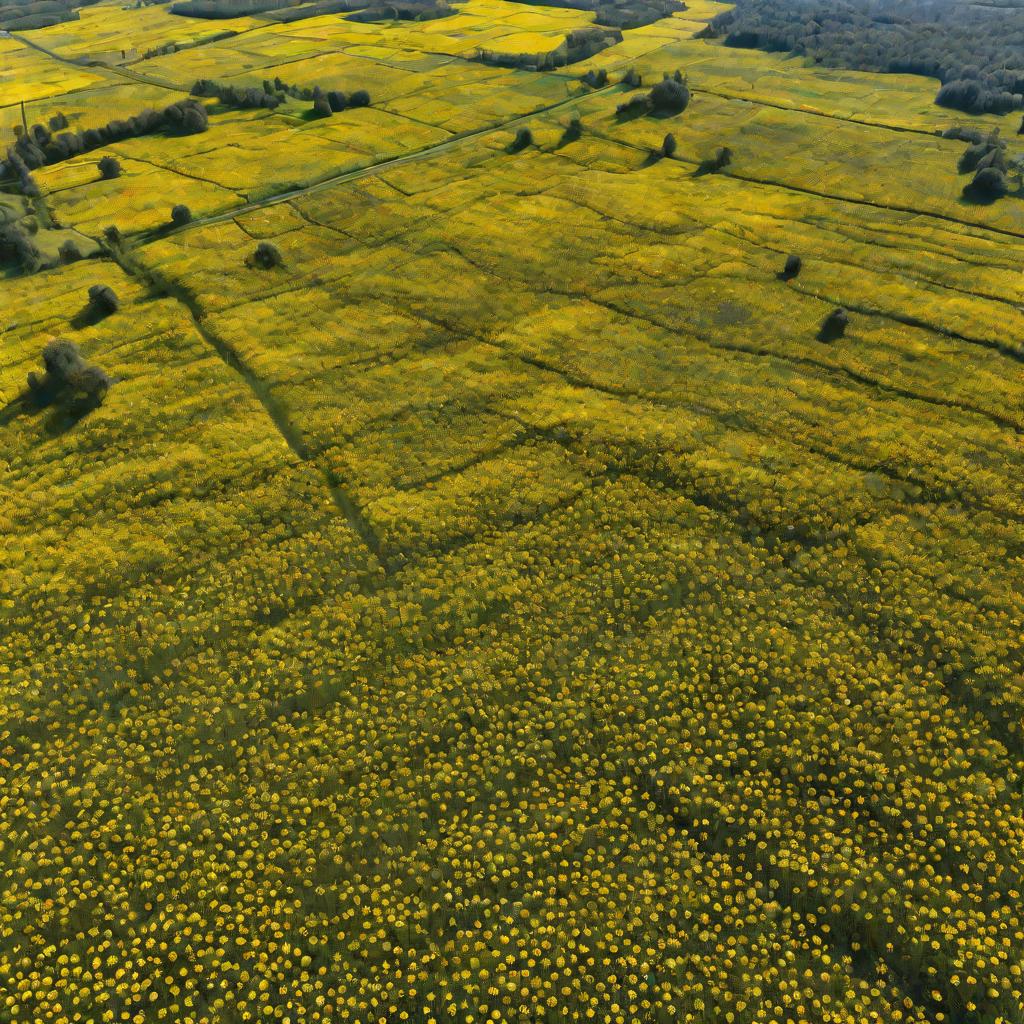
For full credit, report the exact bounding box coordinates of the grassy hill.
[2,1,1024,1022]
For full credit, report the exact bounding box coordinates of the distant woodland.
[0,0,97,30]
[708,0,1024,115]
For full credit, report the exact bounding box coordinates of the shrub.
[616,94,650,118]
[649,75,690,114]
[818,307,849,342]
[64,364,113,413]
[253,241,282,269]
[171,204,192,227]
[0,223,43,275]
[88,284,120,317]
[41,338,86,385]
[29,339,112,412]
[58,239,82,264]
[103,225,122,248]
[964,165,1008,201]
[98,155,122,179]
[510,126,533,152]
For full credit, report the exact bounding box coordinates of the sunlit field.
[3,0,1024,1021]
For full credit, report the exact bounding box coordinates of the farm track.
[110,244,393,575]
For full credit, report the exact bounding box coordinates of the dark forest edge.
[704,0,1024,117]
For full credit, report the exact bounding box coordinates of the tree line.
[0,99,209,195]
[191,78,371,115]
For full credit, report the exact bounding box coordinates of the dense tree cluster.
[580,68,608,88]
[709,0,1024,115]
[0,0,95,30]
[0,99,208,185]
[552,0,684,30]
[617,70,690,117]
[345,0,453,21]
[0,222,43,275]
[26,338,112,413]
[945,127,1022,201]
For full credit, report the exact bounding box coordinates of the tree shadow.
[614,101,649,124]
[0,383,103,436]
[958,184,1006,206]
[69,300,106,330]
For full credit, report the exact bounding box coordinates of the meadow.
[2,0,1024,1022]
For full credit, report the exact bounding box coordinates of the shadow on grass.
[0,385,103,436]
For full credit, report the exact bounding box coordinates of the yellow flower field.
[2,0,1024,1021]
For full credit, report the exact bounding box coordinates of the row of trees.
[191,77,371,116]
[709,0,1024,115]
[0,99,208,184]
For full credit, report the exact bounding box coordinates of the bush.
[818,307,849,342]
[649,75,690,114]
[253,241,282,269]
[103,225,122,248]
[58,239,82,264]
[29,339,112,412]
[98,155,121,179]
[510,126,533,152]
[41,338,85,385]
[171,204,192,227]
[64,364,113,413]
[0,223,43,275]
[88,284,120,317]
[616,94,650,118]
[964,165,1009,201]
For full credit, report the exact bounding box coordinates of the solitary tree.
[313,94,332,117]
[58,239,82,264]
[98,155,121,179]
[782,254,801,279]
[661,132,677,157]
[510,126,533,152]
[252,241,282,269]
[818,307,849,342]
[171,204,192,227]
[88,284,120,317]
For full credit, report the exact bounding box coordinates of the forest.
[709,0,1024,115]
